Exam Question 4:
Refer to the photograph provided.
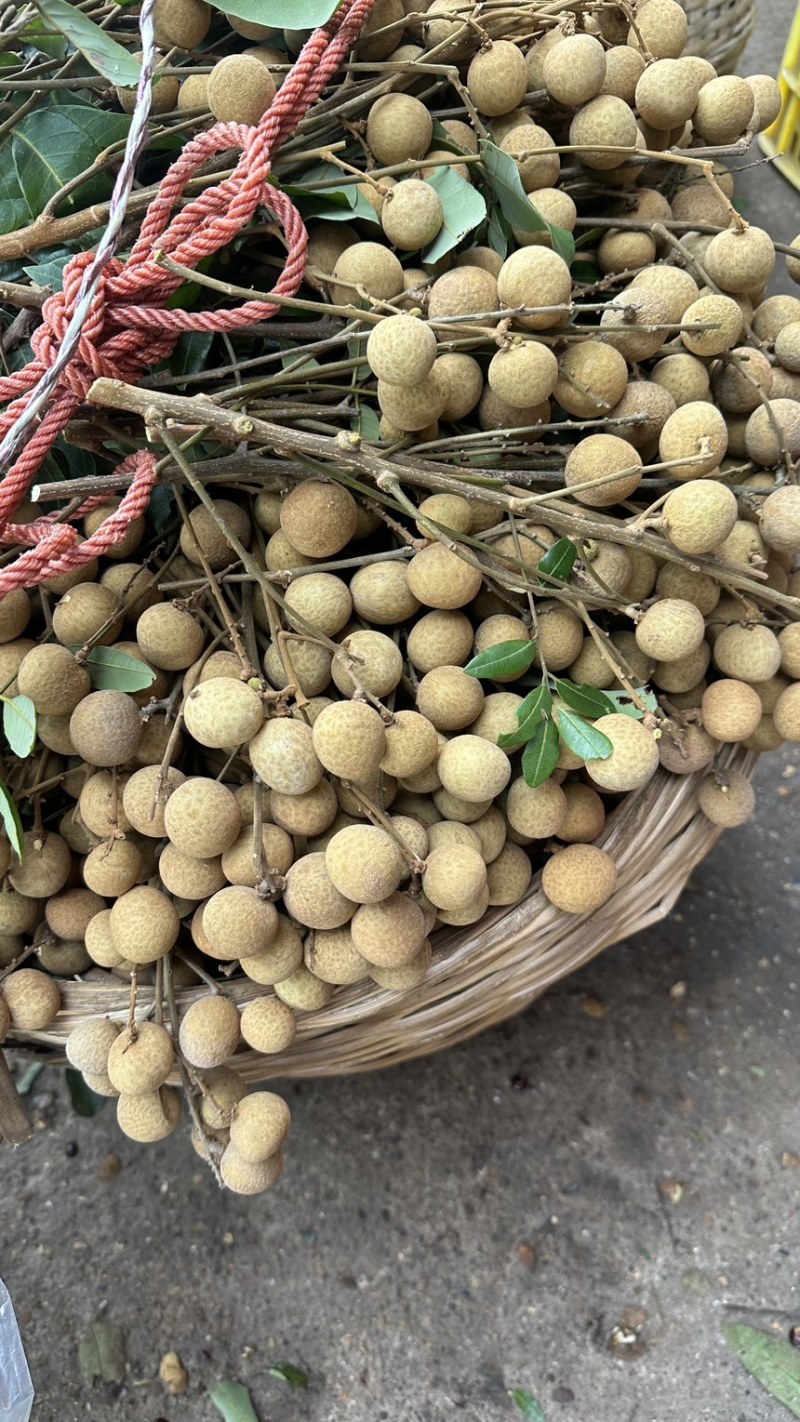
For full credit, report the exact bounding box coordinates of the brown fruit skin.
[280,481,358,557]
[701,679,763,742]
[110,886,180,964]
[70,690,143,767]
[17,645,90,715]
[2,969,61,1030]
[219,1144,284,1195]
[179,994,241,1068]
[8,830,71,899]
[117,1086,182,1143]
[697,770,756,827]
[0,588,31,643]
[542,844,618,914]
[154,0,210,48]
[136,603,205,671]
[107,1021,174,1096]
[207,54,276,125]
[229,1091,291,1163]
[239,996,296,1053]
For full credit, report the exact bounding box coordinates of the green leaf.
[78,1319,127,1386]
[73,646,156,693]
[512,1390,547,1421]
[66,1068,108,1117]
[497,682,552,749]
[480,141,575,265]
[353,405,381,441]
[12,105,131,218]
[210,1378,260,1422]
[0,158,28,237]
[285,162,381,226]
[170,331,214,381]
[3,695,37,757]
[16,1061,44,1094]
[422,164,486,265]
[149,484,176,534]
[213,0,339,25]
[267,1361,308,1388]
[556,709,613,762]
[603,687,657,720]
[21,250,73,291]
[553,680,616,719]
[0,781,24,859]
[31,0,141,85]
[572,259,603,284]
[537,537,577,586]
[724,1324,800,1417]
[464,638,537,681]
[486,204,510,258]
[521,715,560,787]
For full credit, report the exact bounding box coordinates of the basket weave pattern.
[683,0,755,73]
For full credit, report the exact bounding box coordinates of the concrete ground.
[2,4,800,1419]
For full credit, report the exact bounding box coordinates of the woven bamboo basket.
[683,0,756,73]
[17,746,755,1082]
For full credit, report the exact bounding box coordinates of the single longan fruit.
[305,926,369,986]
[543,32,606,106]
[600,290,671,362]
[745,401,800,468]
[407,610,473,673]
[0,588,31,643]
[630,266,699,324]
[177,72,209,110]
[486,841,532,906]
[653,640,711,693]
[378,360,451,432]
[179,498,251,569]
[760,486,800,553]
[85,910,125,968]
[438,735,512,804]
[109,886,179,964]
[512,188,577,250]
[184,677,264,750]
[627,0,687,58]
[651,353,710,407]
[663,481,738,554]
[0,639,35,698]
[584,713,660,792]
[2,969,61,1030]
[500,124,561,192]
[775,322,800,374]
[422,844,487,912]
[270,780,337,840]
[569,95,639,170]
[715,518,766,568]
[312,701,386,780]
[681,293,745,359]
[8,830,71,899]
[488,342,558,409]
[607,381,676,452]
[249,716,323,798]
[600,44,646,102]
[415,495,473,538]
[635,599,705,664]
[366,314,436,387]
[467,691,525,747]
[17,644,90,716]
[564,434,642,507]
[80,769,134,837]
[279,480,358,559]
[83,838,142,897]
[535,603,584,672]
[198,1064,246,1129]
[428,265,498,321]
[66,1017,121,1074]
[506,776,567,838]
[282,852,356,930]
[658,721,718,774]
[219,1144,284,1195]
[598,229,656,276]
[229,1091,290,1164]
[366,93,432,164]
[658,401,728,478]
[701,679,762,741]
[558,783,606,843]
[468,39,528,114]
[52,583,122,647]
[555,340,628,419]
[778,624,800,679]
[711,347,773,415]
[746,73,782,130]
[284,573,353,639]
[325,825,405,904]
[773,683,800,741]
[370,940,431,990]
[121,764,185,839]
[350,891,427,967]
[117,1086,182,1143]
[239,995,296,1053]
[406,544,483,611]
[435,354,484,422]
[46,887,104,943]
[239,914,304,986]
[712,623,781,683]
[179,994,241,1069]
[274,963,334,1012]
[379,710,438,780]
[263,639,331,698]
[692,75,755,145]
[203,886,278,961]
[137,603,205,670]
[634,58,699,129]
[207,54,276,125]
[153,0,210,48]
[107,1021,174,1096]
[350,562,420,627]
[752,294,800,341]
[381,180,443,251]
[221,822,294,884]
[332,630,403,702]
[330,241,404,308]
[416,665,485,731]
[164,777,241,859]
[497,248,572,330]
[697,769,756,826]
[704,225,776,296]
[542,843,617,913]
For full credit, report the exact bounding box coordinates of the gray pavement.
[2,3,800,1419]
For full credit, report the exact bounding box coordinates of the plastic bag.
[0,1278,34,1422]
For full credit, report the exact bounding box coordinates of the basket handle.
[0,1054,32,1147]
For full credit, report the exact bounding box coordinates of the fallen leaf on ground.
[724,1323,800,1417]
[78,1319,126,1386]
[209,1378,259,1422]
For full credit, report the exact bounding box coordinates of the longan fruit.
[52,583,122,647]
[270,780,337,839]
[488,342,558,409]
[627,0,687,57]
[121,764,185,839]
[406,544,483,611]
[697,768,756,826]
[350,890,427,967]
[279,480,358,559]
[0,639,35,698]
[330,242,404,308]
[239,914,304,986]
[422,843,487,912]
[500,123,561,192]
[658,721,717,774]
[775,322,800,375]
[369,939,432,989]
[635,599,705,664]
[701,679,762,741]
[555,340,628,420]
[85,910,125,968]
[478,388,550,432]
[544,841,619,913]
[178,499,251,570]
[80,770,132,839]
[46,887,104,942]
[153,0,210,48]
[416,664,484,731]
[680,292,744,360]
[608,381,676,452]
[772,683,800,741]
[2,969,61,1030]
[598,229,656,275]
[759,486,800,553]
[66,1017,121,1074]
[600,290,671,361]
[117,1086,182,1143]
[378,359,451,432]
[381,179,443,251]
[415,494,473,538]
[569,95,639,170]
[207,53,275,125]
[0,588,31,643]
[634,57,699,129]
[535,603,584,672]
[629,266,699,324]
[497,248,572,330]
[558,783,606,843]
[183,677,264,750]
[506,776,567,839]
[109,886,179,965]
[658,400,728,478]
[367,314,436,387]
[273,963,334,1012]
[746,73,782,130]
[512,188,577,249]
[651,353,710,408]
[704,225,776,297]
[692,75,755,145]
[83,838,142,897]
[239,995,296,1053]
[8,830,71,899]
[304,926,369,986]
[600,44,646,102]
[711,347,773,415]
[311,701,386,781]
[17,644,90,716]
[777,624,800,679]
[745,401,800,468]
[434,354,484,421]
[219,1144,284,1195]
[366,93,432,164]
[107,1020,173,1096]
[564,434,642,507]
[752,294,800,342]
[221,823,294,885]
[663,481,738,554]
[427,265,498,320]
[584,713,660,792]
[331,630,402,702]
[227,1091,290,1164]
[282,852,355,930]
[178,994,241,1069]
[480,841,530,906]
[438,734,512,804]
[542,32,606,106]
[379,710,438,780]
[406,612,473,674]
[284,573,353,638]
[37,713,76,756]
[467,38,528,114]
[263,639,331,698]
[38,939,91,977]
[177,73,210,110]
[163,778,240,860]
[324,824,405,904]
[715,518,766,568]
[137,603,204,671]
[653,640,711,693]
[712,623,781,683]
[203,886,278,961]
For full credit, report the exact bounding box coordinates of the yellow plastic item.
[760,3,800,189]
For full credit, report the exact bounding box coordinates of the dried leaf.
[724,1324,800,1417]
[78,1319,126,1386]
